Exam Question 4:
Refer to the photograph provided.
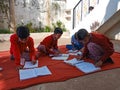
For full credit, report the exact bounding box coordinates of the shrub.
[25,22,36,33]
[0,29,12,34]
[52,20,67,32]
[44,26,51,32]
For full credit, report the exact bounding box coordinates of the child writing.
[10,26,36,69]
[37,27,63,57]
[71,32,84,50]
[75,29,114,67]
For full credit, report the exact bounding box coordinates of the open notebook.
[23,60,38,69]
[64,58,101,73]
[64,58,84,65]
[19,66,52,80]
[67,50,82,56]
[51,54,69,60]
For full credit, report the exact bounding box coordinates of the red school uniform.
[83,32,114,62]
[40,34,58,54]
[10,34,35,65]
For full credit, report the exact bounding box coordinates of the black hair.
[74,32,78,39]
[89,6,94,11]
[16,26,30,39]
[75,29,88,40]
[54,27,63,34]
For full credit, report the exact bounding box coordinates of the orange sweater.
[10,34,35,65]
[83,33,114,62]
[40,34,58,54]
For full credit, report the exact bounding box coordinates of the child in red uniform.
[10,26,36,69]
[75,29,114,67]
[37,27,63,57]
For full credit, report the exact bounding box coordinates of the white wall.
[70,0,120,36]
[66,0,80,10]
[14,0,66,28]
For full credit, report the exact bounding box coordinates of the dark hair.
[16,26,30,39]
[74,32,78,39]
[75,29,88,40]
[89,6,94,11]
[54,27,63,34]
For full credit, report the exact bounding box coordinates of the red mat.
[0,46,120,90]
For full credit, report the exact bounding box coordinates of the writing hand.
[95,60,103,67]
[31,60,36,65]
[16,65,23,70]
[75,55,83,61]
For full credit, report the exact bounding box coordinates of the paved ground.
[0,32,120,90]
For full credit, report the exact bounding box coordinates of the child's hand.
[16,65,23,70]
[74,55,83,61]
[95,60,103,67]
[20,58,25,65]
[53,50,61,56]
[31,60,36,65]
[53,53,60,57]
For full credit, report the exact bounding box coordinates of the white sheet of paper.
[19,69,37,80]
[67,50,78,53]
[68,51,82,56]
[23,60,38,69]
[75,62,101,73]
[64,58,84,65]
[52,54,69,60]
[34,66,52,76]
[19,66,52,80]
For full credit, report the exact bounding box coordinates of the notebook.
[64,58,84,66]
[19,66,52,80]
[23,60,38,69]
[68,51,82,56]
[75,62,101,73]
[52,54,69,60]
[64,58,101,73]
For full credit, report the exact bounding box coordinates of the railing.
[72,0,99,29]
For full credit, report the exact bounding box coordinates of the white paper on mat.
[75,62,101,73]
[34,66,52,76]
[64,58,84,66]
[19,66,52,80]
[68,51,82,56]
[52,54,69,60]
[23,60,38,69]
[19,68,37,80]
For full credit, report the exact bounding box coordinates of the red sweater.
[40,34,58,54]
[83,32,114,62]
[10,34,35,65]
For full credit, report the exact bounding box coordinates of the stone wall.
[14,0,66,28]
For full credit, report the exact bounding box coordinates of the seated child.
[75,28,114,67]
[10,26,36,69]
[71,33,84,50]
[66,33,84,51]
[37,27,63,57]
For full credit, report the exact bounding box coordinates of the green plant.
[0,29,13,34]
[44,26,51,32]
[25,22,36,33]
[33,27,44,33]
[52,20,67,32]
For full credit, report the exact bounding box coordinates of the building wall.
[106,21,120,40]
[70,0,120,36]
[14,0,66,28]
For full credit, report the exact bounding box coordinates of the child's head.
[53,27,63,40]
[75,29,90,44]
[16,26,30,43]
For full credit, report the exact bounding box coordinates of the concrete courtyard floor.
[0,32,120,90]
